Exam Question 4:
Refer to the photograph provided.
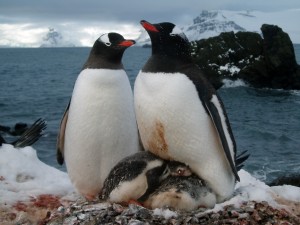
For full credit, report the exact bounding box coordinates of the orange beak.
[140,20,159,32]
[118,40,135,47]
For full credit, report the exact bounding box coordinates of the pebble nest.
[42,199,299,225]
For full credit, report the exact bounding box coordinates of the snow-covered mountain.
[136,9,300,45]
[183,10,246,41]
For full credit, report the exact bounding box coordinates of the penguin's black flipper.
[204,96,240,181]
[236,150,250,171]
[56,101,70,165]
[12,118,47,148]
[101,159,146,200]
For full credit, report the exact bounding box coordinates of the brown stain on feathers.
[147,121,171,160]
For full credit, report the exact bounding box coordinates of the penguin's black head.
[140,20,191,61]
[84,32,135,69]
[97,32,135,50]
[167,161,192,177]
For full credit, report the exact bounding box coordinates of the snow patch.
[222,79,248,88]
[0,144,299,214]
[153,208,178,219]
[219,63,241,75]
[0,144,76,206]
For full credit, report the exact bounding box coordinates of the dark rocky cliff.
[191,24,300,90]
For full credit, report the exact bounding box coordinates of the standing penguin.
[57,33,139,200]
[134,20,246,202]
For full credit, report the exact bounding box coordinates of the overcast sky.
[1,0,300,47]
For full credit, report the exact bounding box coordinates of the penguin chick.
[167,161,192,176]
[143,174,217,211]
[101,151,169,205]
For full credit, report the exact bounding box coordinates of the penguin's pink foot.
[84,194,96,201]
[127,199,143,206]
[118,199,143,207]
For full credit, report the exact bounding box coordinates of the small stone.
[252,210,262,221]
[108,209,119,217]
[238,212,249,219]
[63,216,78,224]
[171,217,183,225]
[6,212,17,221]
[222,218,238,224]
[135,208,152,220]
[195,211,208,218]
[183,216,192,223]
[238,219,250,225]
[82,202,111,211]
[190,217,199,224]
[128,218,147,225]
[244,206,254,213]
[113,203,124,213]
[77,213,86,220]
[210,213,220,220]
[115,215,128,225]
[57,206,65,213]
[229,210,240,218]
[224,204,235,211]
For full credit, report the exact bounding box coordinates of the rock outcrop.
[191,24,300,90]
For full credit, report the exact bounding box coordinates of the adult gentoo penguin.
[134,20,248,202]
[57,33,139,200]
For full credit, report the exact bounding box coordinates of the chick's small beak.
[140,20,159,32]
[118,40,136,47]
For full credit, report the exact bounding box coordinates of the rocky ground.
[1,195,299,225]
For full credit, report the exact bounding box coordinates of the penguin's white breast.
[134,71,234,200]
[134,71,219,161]
[65,68,139,194]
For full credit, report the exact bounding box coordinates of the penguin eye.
[177,169,184,175]
[105,42,111,46]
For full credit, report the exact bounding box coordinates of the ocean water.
[0,45,299,184]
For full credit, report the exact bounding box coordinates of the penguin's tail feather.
[236,150,250,171]
[12,118,47,148]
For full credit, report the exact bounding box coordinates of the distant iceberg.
[40,27,76,48]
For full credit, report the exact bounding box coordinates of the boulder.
[191,24,300,90]
[261,24,300,89]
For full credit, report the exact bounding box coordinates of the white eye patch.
[98,34,111,46]
[170,25,188,41]
[170,26,182,36]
